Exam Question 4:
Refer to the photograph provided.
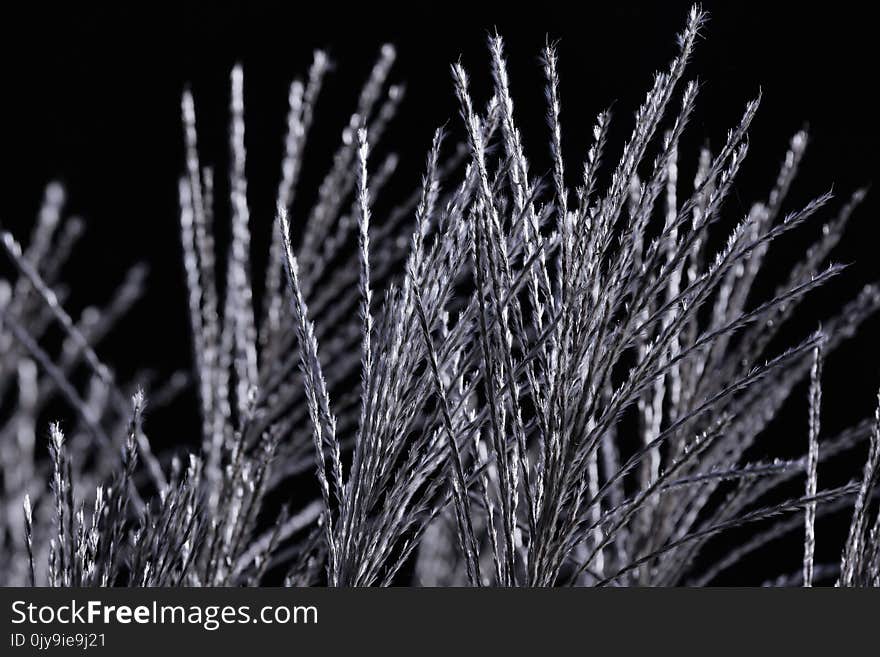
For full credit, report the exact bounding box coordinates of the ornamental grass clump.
[1,5,879,586]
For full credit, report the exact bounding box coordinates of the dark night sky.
[1,1,877,583]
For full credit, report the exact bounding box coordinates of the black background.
[1,1,878,584]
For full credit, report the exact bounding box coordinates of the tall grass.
[1,5,879,586]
